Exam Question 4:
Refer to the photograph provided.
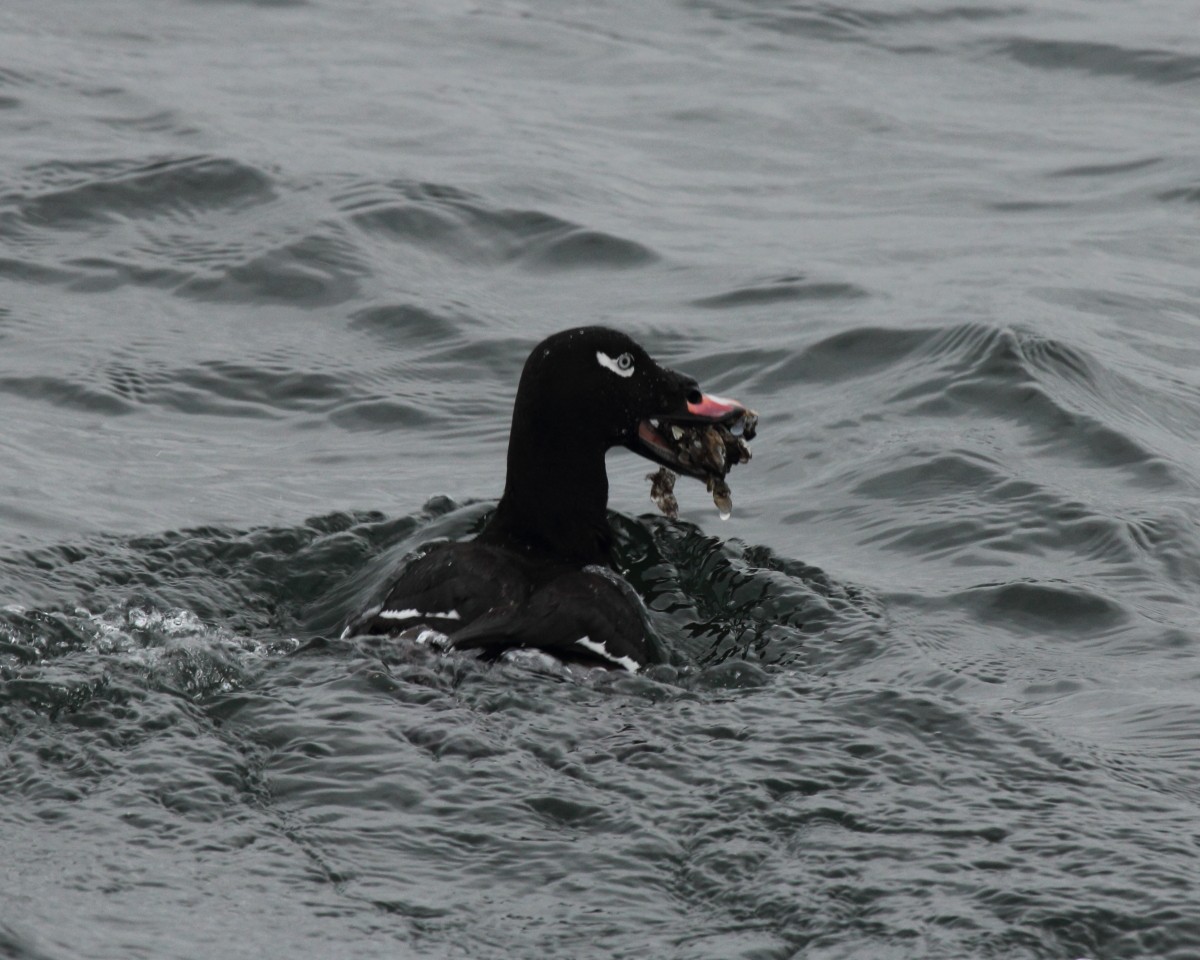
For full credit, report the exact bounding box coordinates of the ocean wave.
[6,155,275,230]
[341,178,659,270]
[994,37,1200,86]
[691,274,868,308]
[688,0,1021,48]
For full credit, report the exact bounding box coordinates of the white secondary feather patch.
[596,351,634,378]
[575,635,639,673]
[378,607,461,621]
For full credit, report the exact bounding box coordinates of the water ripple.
[691,274,868,308]
[6,155,275,230]
[342,179,658,270]
[994,37,1200,86]
[953,578,1130,639]
[689,0,1022,48]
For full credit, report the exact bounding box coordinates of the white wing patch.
[575,635,640,673]
[378,607,461,621]
[596,351,634,378]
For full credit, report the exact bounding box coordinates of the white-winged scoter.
[343,326,756,672]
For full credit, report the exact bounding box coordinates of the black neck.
[479,419,613,567]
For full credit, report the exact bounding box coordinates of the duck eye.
[596,350,635,378]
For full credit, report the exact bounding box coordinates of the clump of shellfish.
[646,409,756,519]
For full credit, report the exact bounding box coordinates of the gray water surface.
[3,1,1200,958]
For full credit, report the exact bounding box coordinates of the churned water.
[3,1,1200,957]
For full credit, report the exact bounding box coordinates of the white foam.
[411,628,451,648]
[502,648,567,673]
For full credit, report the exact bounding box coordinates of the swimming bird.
[343,326,755,671]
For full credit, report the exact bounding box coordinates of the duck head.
[483,326,756,563]
[514,326,755,472]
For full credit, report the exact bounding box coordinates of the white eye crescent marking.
[597,350,635,378]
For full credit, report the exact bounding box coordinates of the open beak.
[684,393,749,422]
[634,392,757,481]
